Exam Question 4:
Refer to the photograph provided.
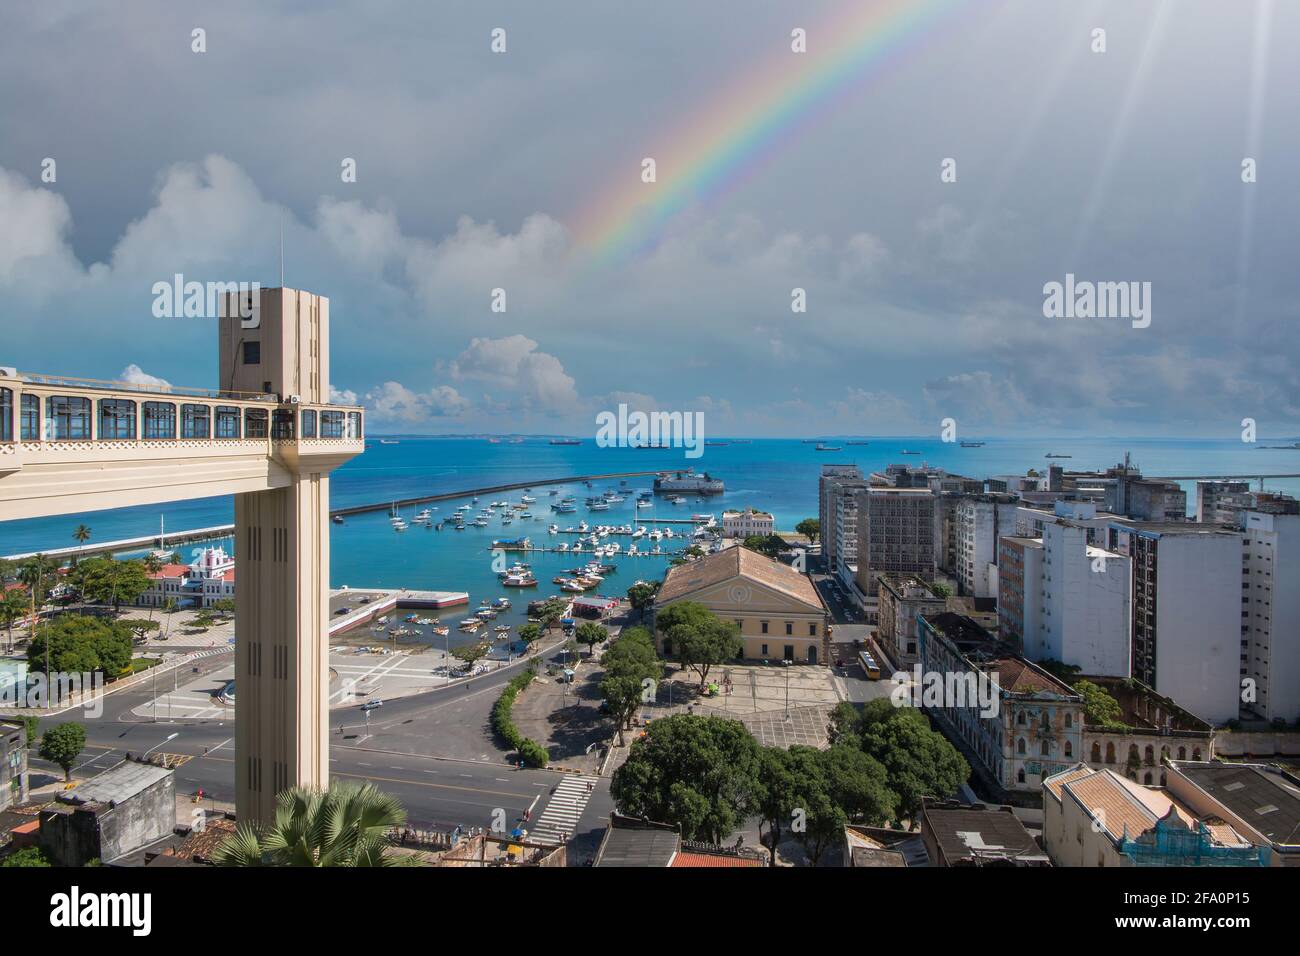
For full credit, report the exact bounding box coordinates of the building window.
[244,408,268,438]
[1017,738,1026,755]
[272,408,295,439]
[320,410,345,438]
[1017,710,1026,726]
[243,341,261,365]
[808,623,816,637]
[760,621,768,634]
[98,399,136,440]
[300,409,317,438]
[47,395,92,440]
[215,406,241,439]
[182,404,210,439]
[1064,741,1073,758]
[1064,712,1072,728]
[142,401,176,439]
[1017,768,1025,784]
[347,411,362,439]
[760,644,768,656]
[0,388,11,441]
[20,393,39,440]
[785,622,793,636]
[1041,740,1050,757]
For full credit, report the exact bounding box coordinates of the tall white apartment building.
[1241,512,1300,723]
[954,494,1019,598]
[1107,522,1242,724]
[818,465,867,589]
[999,502,1131,676]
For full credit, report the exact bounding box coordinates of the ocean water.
[3,436,1299,647]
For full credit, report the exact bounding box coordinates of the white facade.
[722,508,774,539]
[1242,512,1300,722]
[955,497,1018,598]
[1039,522,1131,676]
[1109,524,1242,724]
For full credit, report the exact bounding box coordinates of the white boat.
[521,495,536,504]
[549,524,559,534]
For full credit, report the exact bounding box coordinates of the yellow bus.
[857,650,881,680]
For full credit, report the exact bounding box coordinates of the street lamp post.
[784,659,792,721]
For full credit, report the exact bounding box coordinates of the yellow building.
[652,547,829,665]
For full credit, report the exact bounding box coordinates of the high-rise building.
[954,494,1019,598]
[1000,503,1131,676]
[1195,480,1251,523]
[1107,522,1242,723]
[853,487,935,594]
[1241,511,1300,722]
[818,465,866,588]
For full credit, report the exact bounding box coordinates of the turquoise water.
[4,436,1299,648]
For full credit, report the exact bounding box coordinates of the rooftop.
[59,758,172,806]
[656,546,822,610]
[920,801,1048,866]
[1172,761,1300,846]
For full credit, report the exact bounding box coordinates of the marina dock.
[2,470,670,561]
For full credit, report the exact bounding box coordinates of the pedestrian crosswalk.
[529,775,599,845]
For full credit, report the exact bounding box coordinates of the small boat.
[636,500,652,509]
[1045,453,1073,458]
[502,574,538,587]
[431,625,449,636]
[521,495,536,504]
[815,444,842,451]
[900,449,922,455]
[959,441,985,448]
[379,439,399,445]
[494,624,511,633]
[332,515,345,524]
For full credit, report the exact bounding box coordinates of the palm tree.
[142,553,164,621]
[212,781,410,867]
[71,525,92,566]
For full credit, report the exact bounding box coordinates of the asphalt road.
[28,640,614,858]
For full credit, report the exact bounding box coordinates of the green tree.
[0,586,27,653]
[742,535,786,559]
[785,745,845,866]
[754,746,798,865]
[19,715,40,747]
[600,626,662,746]
[625,581,659,619]
[39,722,86,782]
[610,713,760,843]
[656,602,742,690]
[212,598,236,619]
[76,558,151,613]
[211,781,409,867]
[928,581,953,599]
[1,846,53,867]
[517,622,542,653]
[450,642,491,669]
[1073,679,1126,730]
[795,518,820,546]
[833,699,969,826]
[71,525,93,565]
[575,622,609,658]
[26,613,133,678]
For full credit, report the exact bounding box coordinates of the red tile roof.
[150,564,190,580]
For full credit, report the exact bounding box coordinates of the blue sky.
[1,0,1297,437]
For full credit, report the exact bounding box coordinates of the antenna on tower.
[279,214,285,288]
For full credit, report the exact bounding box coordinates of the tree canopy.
[611,713,761,843]
[27,613,134,678]
[654,602,742,689]
[829,698,969,824]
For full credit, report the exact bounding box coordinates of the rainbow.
[571,0,968,264]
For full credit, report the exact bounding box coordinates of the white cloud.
[450,335,578,411]
[363,380,469,424]
[118,364,171,388]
